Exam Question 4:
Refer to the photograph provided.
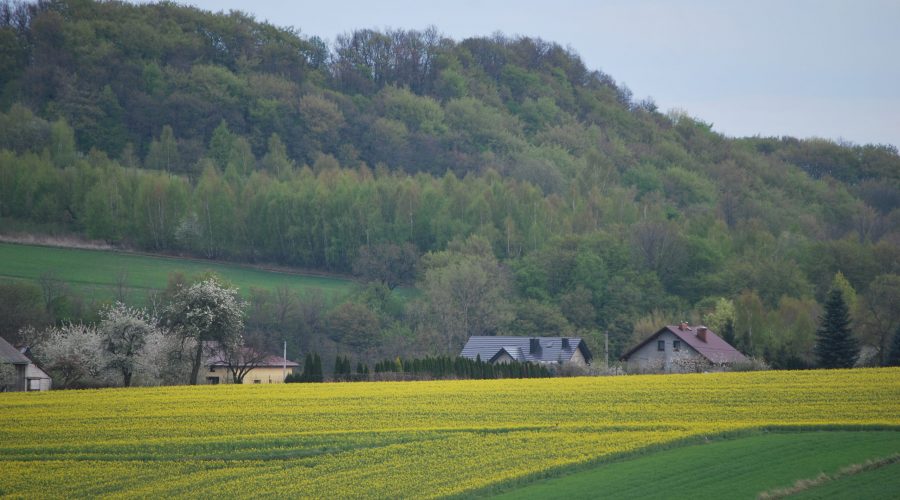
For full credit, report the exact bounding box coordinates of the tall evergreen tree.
[814,289,859,368]
[887,325,900,367]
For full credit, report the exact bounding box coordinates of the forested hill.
[1,0,898,365]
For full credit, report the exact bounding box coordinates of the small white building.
[620,323,748,374]
[19,347,53,391]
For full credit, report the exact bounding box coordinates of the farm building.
[0,336,29,392]
[202,345,299,384]
[621,323,748,374]
[18,347,52,391]
[460,336,592,366]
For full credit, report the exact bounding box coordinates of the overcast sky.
[178,0,900,148]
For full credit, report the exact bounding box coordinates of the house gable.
[620,324,747,372]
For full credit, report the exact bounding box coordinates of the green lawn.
[0,242,369,302]
[494,431,900,499]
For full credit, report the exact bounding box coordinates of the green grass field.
[790,458,900,499]
[495,431,900,499]
[0,242,365,302]
[1,369,898,498]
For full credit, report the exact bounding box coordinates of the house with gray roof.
[461,336,592,366]
[18,347,52,391]
[0,336,30,392]
[620,323,748,374]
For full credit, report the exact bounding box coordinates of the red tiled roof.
[621,325,748,364]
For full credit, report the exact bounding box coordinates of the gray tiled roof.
[461,336,592,364]
[0,336,30,365]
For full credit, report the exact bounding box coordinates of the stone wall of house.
[624,331,711,374]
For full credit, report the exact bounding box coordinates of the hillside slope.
[0,0,897,364]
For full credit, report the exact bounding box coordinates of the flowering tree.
[24,324,106,388]
[162,277,245,385]
[99,302,157,387]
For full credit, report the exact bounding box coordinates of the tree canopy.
[0,0,897,367]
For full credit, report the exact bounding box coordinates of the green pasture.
[0,242,368,302]
[497,431,900,499]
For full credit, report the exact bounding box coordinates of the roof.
[620,325,748,364]
[206,348,299,368]
[461,336,592,364]
[0,336,30,365]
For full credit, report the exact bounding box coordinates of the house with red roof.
[620,323,748,374]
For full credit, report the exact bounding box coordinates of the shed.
[19,347,53,391]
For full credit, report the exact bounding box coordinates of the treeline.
[0,0,898,368]
[373,355,553,379]
[284,354,553,382]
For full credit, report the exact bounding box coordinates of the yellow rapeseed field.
[1,368,899,498]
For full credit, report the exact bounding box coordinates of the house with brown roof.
[202,344,299,384]
[620,323,748,374]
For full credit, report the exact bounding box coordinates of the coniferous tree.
[814,289,859,368]
[312,353,323,382]
[887,325,900,367]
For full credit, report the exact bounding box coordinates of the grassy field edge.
[460,425,900,499]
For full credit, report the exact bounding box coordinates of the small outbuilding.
[620,323,748,374]
[18,347,53,391]
[461,336,592,366]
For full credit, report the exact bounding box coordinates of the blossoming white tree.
[161,277,245,385]
[99,302,157,387]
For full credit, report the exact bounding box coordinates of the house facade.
[202,348,299,384]
[461,336,592,366]
[19,347,52,391]
[620,323,748,374]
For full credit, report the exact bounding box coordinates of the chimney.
[679,321,689,331]
[529,338,541,354]
[562,338,570,349]
[697,326,708,342]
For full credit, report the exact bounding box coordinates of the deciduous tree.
[98,302,156,387]
[161,277,246,385]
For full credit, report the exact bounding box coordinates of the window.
[673,340,682,351]
[209,366,216,373]
[657,340,665,351]
[253,380,261,384]
[206,377,220,385]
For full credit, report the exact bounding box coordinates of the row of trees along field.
[0,0,898,368]
[6,271,900,390]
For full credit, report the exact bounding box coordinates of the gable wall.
[624,331,710,374]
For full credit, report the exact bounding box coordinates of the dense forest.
[1,0,898,370]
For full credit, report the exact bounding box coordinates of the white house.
[18,347,53,391]
[620,323,748,374]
